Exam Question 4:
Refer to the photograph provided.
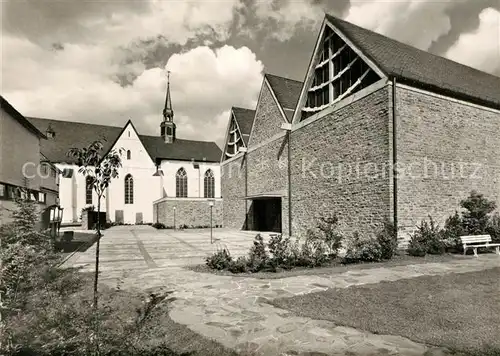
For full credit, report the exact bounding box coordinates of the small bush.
[248,234,269,272]
[316,214,343,258]
[441,212,465,252]
[460,191,496,235]
[486,212,500,243]
[408,217,445,256]
[205,248,232,270]
[344,232,383,264]
[152,222,166,229]
[228,256,249,273]
[376,220,399,260]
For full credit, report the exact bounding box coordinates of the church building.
[221,14,500,241]
[28,76,222,227]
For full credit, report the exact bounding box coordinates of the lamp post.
[173,206,176,230]
[209,201,214,244]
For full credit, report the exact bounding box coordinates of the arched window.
[126,150,131,160]
[176,168,187,198]
[124,174,134,204]
[85,176,93,204]
[204,169,215,198]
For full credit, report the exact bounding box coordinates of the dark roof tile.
[326,14,500,109]
[265,74,303,111]
[27,117,221,163]
[1,97,46,138]
[231,107,255,146]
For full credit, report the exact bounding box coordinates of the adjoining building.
[26,78,222,227]
[221,14,500,240]
[0,96,60,227]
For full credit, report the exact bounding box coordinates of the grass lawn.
[271,267,500,355]
[189,253,464,279]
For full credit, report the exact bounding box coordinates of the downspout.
[287,130,292,237]
[392,77,398,230]
[244,153,248,230]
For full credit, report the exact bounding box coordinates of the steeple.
[160,70,176,143]
[163,71,174,121]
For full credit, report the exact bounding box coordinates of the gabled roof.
[1,97,46,139]
[326,14,500,109]
[28,117,123,164]
[27,117,221,164]
[139,135,221,163]
[265,74,303,111]
[231,107,255,145]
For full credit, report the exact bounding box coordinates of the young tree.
[67,139,123,352]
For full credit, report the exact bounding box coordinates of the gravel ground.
[271,267,500,354]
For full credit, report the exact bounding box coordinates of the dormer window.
[46,124,55,139]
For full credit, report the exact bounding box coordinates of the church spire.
[160,70,176,143]
[162,70,174,121]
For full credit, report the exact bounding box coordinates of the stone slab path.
[66,227,500,356]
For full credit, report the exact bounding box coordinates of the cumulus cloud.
[446,8,500,74]
[345,0,455,50]
[252,0,325,41]
[2,37,263,147]
[1,0,264,146]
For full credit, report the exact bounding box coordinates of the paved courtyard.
[64,226,500,356]
[65,225,264,271]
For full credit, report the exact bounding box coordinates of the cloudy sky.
[2,0,499,148]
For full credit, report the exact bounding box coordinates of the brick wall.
[395,86,500,238]
[290,86,392,238]
[246,135,289,233]
[154,198,222,228]
[221,157,247,229]
[248,81,285,147]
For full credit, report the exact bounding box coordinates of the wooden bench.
[460,235,500,257]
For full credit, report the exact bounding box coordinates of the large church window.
[176,168,188,198]
[204,169,215,198]
[301,26,380,121]
[125,174,134,204]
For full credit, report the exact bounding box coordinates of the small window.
[86,176,93,204]
[127,150,131,160]
[128,131,130,137]
[30,191,38,201]
[41,164,48,176]
[0,184,5,198]
[39,193,46,203]
[167,127,172,136]
[125,174,134,204]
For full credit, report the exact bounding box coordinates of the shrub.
[441,212,465,252]
[228,256,249,273]
[376,220,399,260]
[344,232,383,264]
[407,217,445,256]
[152,222,166,229]
[205,248,232,270]
[316,215,343,258]
[268,234,296,269]
[486,213,500,243]
[248,234,269,272]
[460,191,496,235]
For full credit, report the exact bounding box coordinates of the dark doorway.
[253,198,282,233]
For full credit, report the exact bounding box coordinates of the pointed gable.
[325,14,500,109]
[222,107,255,161]
[265,74,303,121]
[248,74,302,147]
[294,18,383,123]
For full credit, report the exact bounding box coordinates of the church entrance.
[252,198,282,233]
